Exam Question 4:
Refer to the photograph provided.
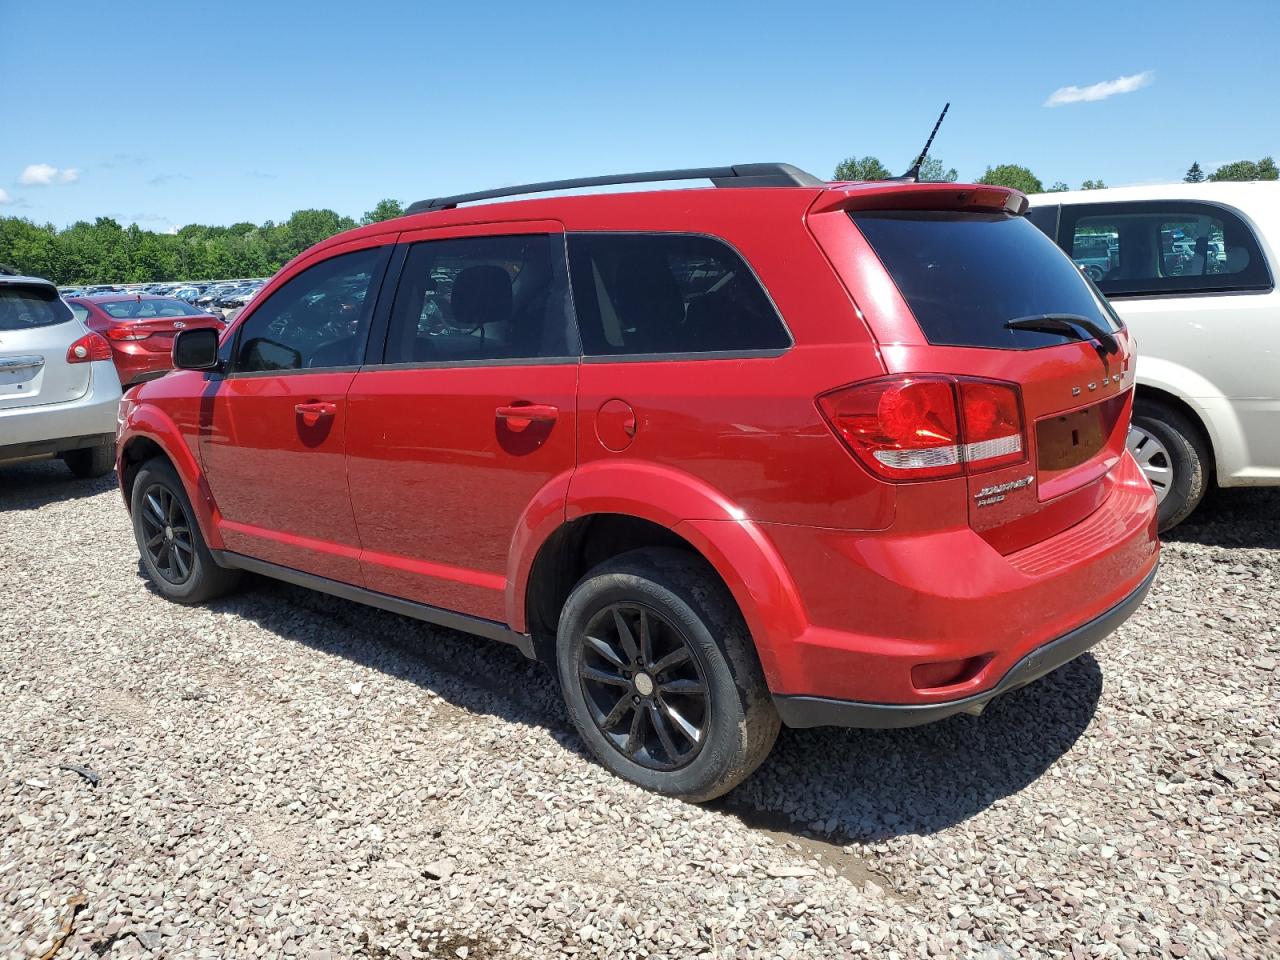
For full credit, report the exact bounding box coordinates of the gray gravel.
[2,461,1277,959]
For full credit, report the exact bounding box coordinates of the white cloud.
[1044,70,1154,107]
[17,162,81,185]
[0,188,11,204]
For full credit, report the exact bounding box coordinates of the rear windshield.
[852,211,1120,350]
[0,285,74,331]
[100,298,206,319]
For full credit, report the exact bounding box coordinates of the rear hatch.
[0,283,92,411]
[822,186,1133,552]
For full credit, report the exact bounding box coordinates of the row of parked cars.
[4,169,1276,800]
[58,278,268,320]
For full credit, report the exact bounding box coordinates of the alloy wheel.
[577,603,710,771]
[1127,425,1173,504]
[138,483,196,584]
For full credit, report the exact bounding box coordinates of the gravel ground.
[2,461,1277,959]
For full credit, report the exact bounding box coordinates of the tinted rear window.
[852,211,1119,350]
[0,285,74,331]
[100,298,206,319]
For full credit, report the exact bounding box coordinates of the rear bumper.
[0,361,120,459]
[773,561,1157,728]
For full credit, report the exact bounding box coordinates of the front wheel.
[130,458,241,604]
[556,548,779,802]
[1128,400,1211,531]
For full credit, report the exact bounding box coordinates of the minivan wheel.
[62,444,115,479]
[1128,400,1210,532]
[130,458,241,604]
[556,548,779,802]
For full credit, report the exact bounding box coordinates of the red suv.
[116,164,1159,800]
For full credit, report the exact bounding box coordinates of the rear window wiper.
[1005,314,1119,354]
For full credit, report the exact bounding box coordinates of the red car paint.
[67,295,223,387]
[116,178,1158,718]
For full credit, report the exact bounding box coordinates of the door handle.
[495,403,558,430]
[294,401,336,426]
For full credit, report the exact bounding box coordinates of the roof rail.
[404,163,824,214]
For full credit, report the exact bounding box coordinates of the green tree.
[918,157,958,182]
[1048,181,1070,192]
[1209,157,1279,181]
[1080,179,1106,190]
[976,164,1044,194]
[1184,162,1206,183]
[833,155,892,181]
[361,199,405,224]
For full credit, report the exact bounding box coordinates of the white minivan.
[1027,182,1279,529]
[0,274,121,478]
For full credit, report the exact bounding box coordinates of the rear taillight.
[66,332,113,363]
[105,324,151,341]
[818,375,1025,481]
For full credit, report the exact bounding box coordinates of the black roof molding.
[405,163,824,214]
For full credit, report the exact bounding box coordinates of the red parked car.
[65,294,222,387]
[116,164,1159,800]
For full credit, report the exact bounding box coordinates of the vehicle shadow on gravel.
[1161,487,1280,549]
[722,654,1103,843]
[203,572,1103,845]
[0,460,118,511]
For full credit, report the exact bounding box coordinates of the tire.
[62,444,115,479]
[556,548,779,802]
[1128,400,1211,532]
[130,457,240,604]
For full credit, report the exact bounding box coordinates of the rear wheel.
[1128,400,1210,531]
[62,444,115,479]
[556,548,779,802]
[130,458,240,604]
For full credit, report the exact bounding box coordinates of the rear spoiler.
[809,181,1028,217]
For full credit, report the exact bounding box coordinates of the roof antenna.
[898,103,950,182]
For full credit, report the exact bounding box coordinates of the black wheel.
[62,444,115,479]
[130,458,240,604]
[1128,400,1211,532]
[557,548,779,801]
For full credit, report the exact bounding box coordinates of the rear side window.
[0,285,73,331]
[234,246,387,373]
[567,233,790,357]
[853,211,1119,350]
[1061,201,1272,297]
[383,234,573,364]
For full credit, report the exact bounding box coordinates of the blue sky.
[2,0,1277,231]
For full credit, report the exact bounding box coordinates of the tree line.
[833,155,1277,195]
[0,199,405,286]
[2,156,1276,285]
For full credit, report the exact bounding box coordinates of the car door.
[198,238,393,583]
[345,223,579,623]
[1057,200,1279,475]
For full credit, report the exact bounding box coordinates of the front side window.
[233,246,387,373]
[1063,201,1271,297]
[567,233,790,357]
[383,233,573,364]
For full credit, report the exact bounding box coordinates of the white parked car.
[0,274,121,478]
[1027,182,1279,529]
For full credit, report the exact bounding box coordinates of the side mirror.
[173,327,221,371]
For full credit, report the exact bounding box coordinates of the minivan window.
[1060,201,1272,297]
[852,211,1120,350]
[567,233,790,356]
[0,285,74,331]
[233,246,387,373]
[383,234,573,364]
